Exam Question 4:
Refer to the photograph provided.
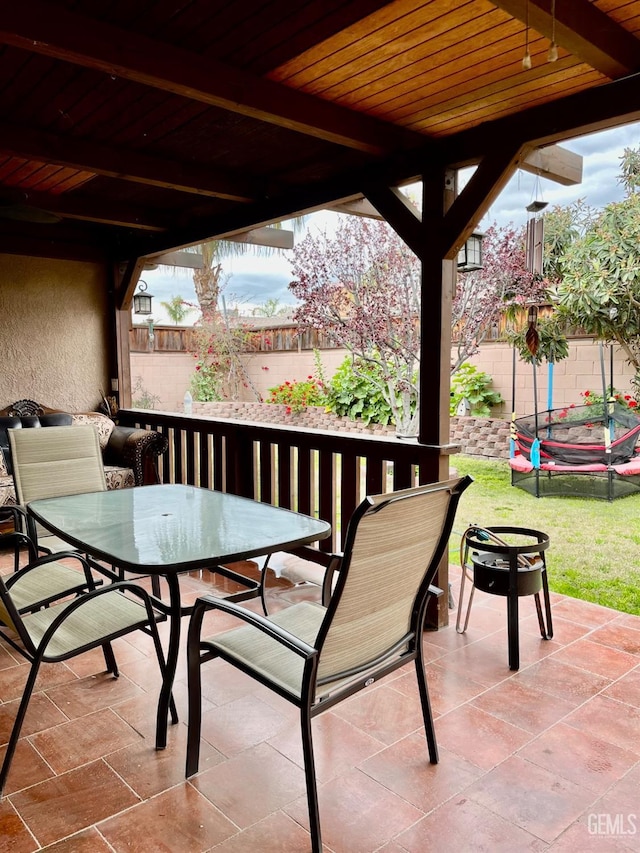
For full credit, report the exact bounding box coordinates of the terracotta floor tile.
[547,820,638,852]
[0,737,55,795]
[30,708,141,773]
[106,722,223,799]
[64,638,147,678]
[465,755,598,843]
[205,811,313,852]
[198,694,293,757]
[0,661,78,703]
[518,721,638,794]
[0,691,68,744]
[0,799,36,853]
[602,668,640,708]
[513,657,612,705]
[0,567,636,853]
[44,671,145,719]
[361,735,483,812]
[0,642,20,672]
[268,709,384,784]
[284,768,425,853]
[564,695,640,756]
[193,742,307,828]
[471,678,576,734]
[99,783,236,852]
[433,640,520,689]
[589,761,640,817]
[38,827,114,852]
[331,682,427,745]
[9,760,139,847]
[396,794,546,852]
[550,638,639,679]
[433,704,531,771]
[550,597,620,627]
[401,661,486,716]
[588,623,640,656]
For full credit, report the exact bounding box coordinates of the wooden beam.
[361,185,426,260]
[148,251,204,270]
[3,187,170,231]
[0,122,258,202]
[441,142,528,260]
[117,258,146,312]
[520,144,583,186]
[146,228,294,268]
[492,0,640,78]
[126,182,366,260]
[0,1,421,156]
[231,227,294,250]
[331,198,383,219]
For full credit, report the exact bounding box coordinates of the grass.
[450,455,640,616]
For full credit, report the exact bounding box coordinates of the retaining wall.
[188,402,510,459]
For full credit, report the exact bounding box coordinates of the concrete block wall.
[468,339,636,417]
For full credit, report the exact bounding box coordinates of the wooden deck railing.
[118,409,454,555]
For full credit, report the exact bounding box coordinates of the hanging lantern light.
[457,232,484,272]
[133,280,153,315]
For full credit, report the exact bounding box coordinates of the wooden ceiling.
[0,0,639,265]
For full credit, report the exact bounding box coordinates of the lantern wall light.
[133,280,153,315]
[457,231,484,272]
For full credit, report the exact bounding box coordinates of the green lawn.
[450,455,640,616]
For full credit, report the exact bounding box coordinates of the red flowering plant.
[581,387,639,411]
[266,351,328,414]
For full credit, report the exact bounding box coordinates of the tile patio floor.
[1,551,640,852]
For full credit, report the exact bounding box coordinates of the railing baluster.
[119,410,449,559]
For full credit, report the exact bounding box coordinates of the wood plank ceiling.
[0,0,638,266]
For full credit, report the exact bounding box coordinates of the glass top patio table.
[28,484,331,747]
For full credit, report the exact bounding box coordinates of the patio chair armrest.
[190,594,318,658]
[6,550,91,591]
[104,426,169,485]
[35,579,163,654]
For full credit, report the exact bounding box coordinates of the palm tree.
[191,218,306,320]
[160,295,194,325]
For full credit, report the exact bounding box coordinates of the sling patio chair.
[186,475,472,853]
[9,424,160,595]
[0,557,176,796]
[9,424,109,557]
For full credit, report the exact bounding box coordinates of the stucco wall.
[130,348,347,411]
[131,337,637,418]
[0,254,110,412]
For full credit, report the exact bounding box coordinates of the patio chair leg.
[0,658,41,796]
[415,654,438,764]
[301,706,322,853]
[102,642,119,677]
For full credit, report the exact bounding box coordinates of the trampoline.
[510,402,640,500]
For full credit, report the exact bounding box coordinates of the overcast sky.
[140,120,640,325]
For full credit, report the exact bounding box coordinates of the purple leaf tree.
[290,216,421,436]
[452,223,547,373]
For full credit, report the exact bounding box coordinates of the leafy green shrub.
[190,360,222,402]
[325,357,394,426]
[450,363,503,417]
